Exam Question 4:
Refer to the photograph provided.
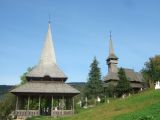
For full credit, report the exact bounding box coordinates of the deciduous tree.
[20,67,33,84]
[142,55,160,88]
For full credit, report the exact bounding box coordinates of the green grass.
[27,89,160,120]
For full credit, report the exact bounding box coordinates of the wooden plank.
[16,96,19,110]
[51,96,53,110]
[73,98,74,115]
[39,96,41,110]
[27,96,30,110]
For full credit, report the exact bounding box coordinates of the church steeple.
[39,22,56,65]
[106,32,118,73]
[26,22,67,80]
[108,32,118,59]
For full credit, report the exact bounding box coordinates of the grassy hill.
[27,89,160,120]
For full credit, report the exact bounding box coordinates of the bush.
[137,115,154,120]
[0,93,16,118]
[74,103,83,114]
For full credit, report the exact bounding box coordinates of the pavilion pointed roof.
[39,23,56,65]
[26,23,67,79]
[107,32,118,59]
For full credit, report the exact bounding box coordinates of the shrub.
[0,93,16,118]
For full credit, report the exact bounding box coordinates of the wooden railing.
[16,110,40,117]
[51,110,74,116]
[15,110,73,117]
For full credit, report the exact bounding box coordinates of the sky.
[0,0,160,85]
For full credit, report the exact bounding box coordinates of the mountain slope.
[0,85,14,100]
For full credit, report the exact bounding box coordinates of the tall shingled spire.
[107,32,118,73]
[109,32,114,56]
[26,22,67,80]
[39,22,56,65]
[108,32,118,59]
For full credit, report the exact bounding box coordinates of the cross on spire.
[48,14,51,24]
[110,31,112,41]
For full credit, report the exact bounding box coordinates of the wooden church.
[103,33,143,93]
[11,22,80,118]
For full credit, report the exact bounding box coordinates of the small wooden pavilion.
[11,23,80,118]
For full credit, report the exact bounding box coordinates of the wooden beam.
[51,96,53,110]
[16,96,19,110]
[62,96,64,115]
[58,99,59,110]
[39,96,41,111]
[73,98,74,115]
[27,96,30,110]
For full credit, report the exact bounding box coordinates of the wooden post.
[85,97,88,108]
[27,96,30,110]
[16,96,19,110]
[62,96,64,115]
[73,98,74,115]
[69,98,71,109]
[58,99,59,110]
[51,96,53,110]
[39,96,41,110]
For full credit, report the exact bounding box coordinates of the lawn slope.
[28,90,160,120]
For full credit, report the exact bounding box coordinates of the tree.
[116,68,131,97]
[104,83,115,97]
[85,57,103,99]
[0,67,33,119]
[142,55,160,88]
[20,67,33,84]
[0,93,16,119]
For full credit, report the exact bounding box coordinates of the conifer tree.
[116,68,131,97]
[85,57,103,98]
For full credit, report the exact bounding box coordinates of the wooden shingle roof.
[26,64,67,79]
[104,68,143,82]
[26,23,67,79]
[107,34,118,60]
[11,81,80,95]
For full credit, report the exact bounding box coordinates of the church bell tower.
[106,32,118,73]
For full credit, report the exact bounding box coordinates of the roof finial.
[48,14,51,24]
[109,30,112,40]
